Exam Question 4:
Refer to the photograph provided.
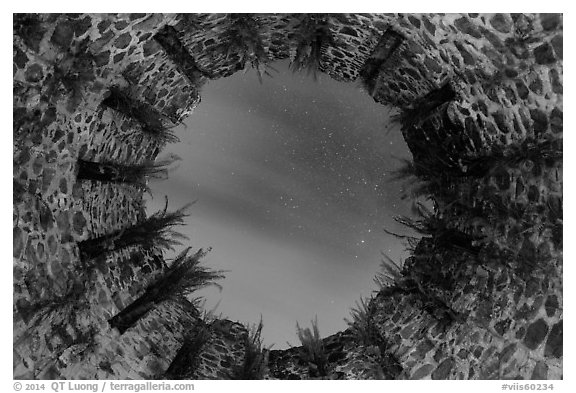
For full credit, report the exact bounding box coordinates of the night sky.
[146,59,415,349]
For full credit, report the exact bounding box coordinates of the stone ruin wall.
[13,13,562,380]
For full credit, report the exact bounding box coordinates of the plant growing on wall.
[391,153,465,203]
[465,137,562,177]
[213,14,275,83]
[396,135,561,185]
[14,278,92,351]
[358,29,406,95]
[296,317,329,378]
[165,323,212,379]
[101,87,179,145]
[290,14,334,80]
[76,155,180,192]
[344,297,378,347]
[393,156,459,183]
[109,247,224,334]
[373,253,404,290]
[15,34,100,114]
[382,200,482,262]
[15,284,82,329]
[229,318,270,379]
[392,83,456,129]
[43,38,100,113]
[344,296,403,379]
[154,25,213,84]
[77,198,189,262]
[391,203,481,256]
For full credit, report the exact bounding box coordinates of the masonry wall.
[13,13,562,380]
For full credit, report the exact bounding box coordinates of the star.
[149,58,414,348]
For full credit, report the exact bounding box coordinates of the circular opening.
[146,59,416,348]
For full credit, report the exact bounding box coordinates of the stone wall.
[13,13,562,380]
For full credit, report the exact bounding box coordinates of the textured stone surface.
[13,13,562,380]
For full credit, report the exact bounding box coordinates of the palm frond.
[215,14,273,84]
[164,323,211,379]
[296,316,328,377]
[229,317,270,379]
[157,247,225,300]
[373,253,404,290]
[109,246,224,334]
[290,14,334,80]
[78,198,191,262]
[102,87,179,145]
[195,298,223,324]
[131,199,191,252]
[344,297,378,346]
[77,155,180,193]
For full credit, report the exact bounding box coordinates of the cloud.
[146,58,418,348]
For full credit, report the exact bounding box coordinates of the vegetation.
[16,287,81,328]
[358,29,406,95]
[344,297,379,346]
[14,29,97,144]
[78,198,190,262]
[373,254,404,290]
[165,323,212,379]
[344,296,404,379]
[102,87,178,145]
[358,75,377,97]
[15,33,99,113]
[391,132,562,250]
[109,247,224,334]
[218,14,275,84]
[14,279,93,350]
[192,298,224,325]
[44,38,99,113]
[296,317,328,377]
[229,318,270,379]
[154,25,212,83]
[290,14,334,80]
[392,83,456,129]
[474,137,561,175]
[393,156,457,184]
[77,155,180,192]
[386,202,481,256]
[391,134,562,255]
[394,136,561,186]
[390,147,463,203]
